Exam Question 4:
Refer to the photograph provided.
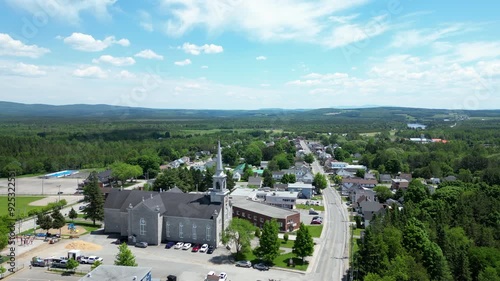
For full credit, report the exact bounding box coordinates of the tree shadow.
[208,254,235,265]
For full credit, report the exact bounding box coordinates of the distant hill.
[1,101,500,121]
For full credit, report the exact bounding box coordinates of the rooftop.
[232,197,299,219]
[79,265,152,281]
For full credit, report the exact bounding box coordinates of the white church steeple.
[210,141,229,203]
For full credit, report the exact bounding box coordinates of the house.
[248,176,263,188]
[336,169,355,178]
[272,171,285,181]
[301,172,314,184]
[330,161,348,170]
[357,200,385,227]
[444,175,457,182]
[79,265,153,281]
[341,178,377,189]
[364,172,376,180]
[233,163,246,175]
[81,169,114,188]
[397,173,412,182]
[232,172,241,182]
[379,174,392,184]
[391,178,409,190]
[286,183,314,199]
[260,161,269,169]
[232,198,300,232]
[103,142,231,247]
[349,187,377,204]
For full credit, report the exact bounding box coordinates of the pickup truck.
[86,256,103,264]
[51,259,68,268]
[31,257,47,267]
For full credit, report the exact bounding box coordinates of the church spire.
[216,140,224,176]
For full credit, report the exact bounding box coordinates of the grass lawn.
[305,225,323,238]
[353,228,363,237]
[0,196,46,217]
[296,204,325,211]
[240,250,309,271]
[341,196,348,202]
[352,238,359,256]
[66,219,102,233]
[279,238,294,248]
[311,195,323,201]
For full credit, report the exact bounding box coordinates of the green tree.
[313,173,327,193]
[283,233,289,243]
[273,153,291,170]
[479,267,500,281]
[51,209,66,235]
[374,186,393,203]
[68,207,77,222]
[304,153,315,164]
[255,219,280,263]
[221,218,255,259]
[36,213,53,232]
[255,227,261,238]
[404,180,429,205]
[222,146,239,166]
[114,243,138,266]
[293,223,314,262]
[355,169,366,178]
[111,162,143,185]
[66,258,79,272]
[91,260,102,270]
[245,144,262,166]
[82,171,105,226]
[263,168,274,188]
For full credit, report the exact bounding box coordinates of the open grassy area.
[0,196,46,217]
[311,195,323,201]
[353,228,363,237]
[296,204,325,211]
[65,219,102,234]
[240,249,308,271]
[305,225,323,238]
[279,238,295,248]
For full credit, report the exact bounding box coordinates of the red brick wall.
[232,206,300,232]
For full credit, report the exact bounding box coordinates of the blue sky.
[0,0,499,110]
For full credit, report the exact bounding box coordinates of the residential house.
[272,171,285,181]
[357,200,385,227]
[342,178,377,189]
[81,169,114,188]
[260,161,269,170]
[263,191,299,209]
[286,182,314,199]
[349,187,377,204]
[248,176,263,188]
[379,174,392,184]
[336,169,355,178]
[391,178,409,190]
[397,173,412,182]
[301,172,314,184]
[232,172,241,182]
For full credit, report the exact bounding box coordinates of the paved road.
[300,140,351,281]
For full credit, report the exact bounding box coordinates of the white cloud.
[256,56,267,61]
[391,23,468,49]
[138,10,153,32]
[201,65,208,69]
[4,0,116,23]
[328,14,359,24]
[180,42,223,55]
[73,66,108,78]
[260,83,270,87]
[454,41,500,62]
[11,62,46,76]
[174,59,192,66]
[0,33,50,58]
[117,70,136,79]
[323,14,389,48]
[92,55,135,66]
[162,0,370,47]
[63,33,130,52]
[134,49,164,60]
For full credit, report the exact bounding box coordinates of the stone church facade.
[103,142,231,247]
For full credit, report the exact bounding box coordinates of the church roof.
[105,189,222,220]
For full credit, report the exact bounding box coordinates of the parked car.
[165,241,176,249]
[199,244,209,253]
[219,272,227,281]
[311,219,322,225]
[135,242,148,248]
[182,243,192,250]
[174,242,184,249]
[312,216,323,221]
[207,245,215,254]
[86,256,103,264]
[77,256,88,264]
[253,263,270,271]
[309,208,319,215]
[235,260,252,268]
[51,259,67,268]
[191,244,201,252]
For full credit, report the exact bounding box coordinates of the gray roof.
[105,189,222,220]
[79,265,152,281]
[232,198,299,219]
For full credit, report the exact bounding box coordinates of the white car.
[182,243,192,250]
[199,244,209,253]
[219,272,227,281]
[174,242,184,249]
[86,256,103,264]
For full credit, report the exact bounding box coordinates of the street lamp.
[57,185,61,202]
[42,177,44,195]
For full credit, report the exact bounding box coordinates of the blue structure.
[287,183,314,199]
[43,170,78,178]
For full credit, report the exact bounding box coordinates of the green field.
[296,204,325,211]
[305,225,323,238]
[0,196,46,217]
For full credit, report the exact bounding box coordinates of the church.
[103,142,231,247]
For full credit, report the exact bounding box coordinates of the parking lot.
[9,231,307,281]
[0,175,85,196]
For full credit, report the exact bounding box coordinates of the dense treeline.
[356,180,500,281]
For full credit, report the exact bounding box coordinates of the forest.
[0,104,500,279]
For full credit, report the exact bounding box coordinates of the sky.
[0,0,499,110]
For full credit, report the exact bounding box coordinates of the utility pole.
[42,178,44,195]
[57,185,61,202]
